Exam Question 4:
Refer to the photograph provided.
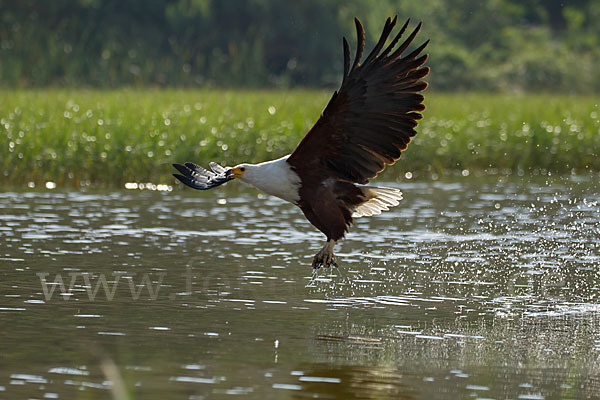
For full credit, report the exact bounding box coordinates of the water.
[1,177,599,399]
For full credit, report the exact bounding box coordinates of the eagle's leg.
[312,239,337,269]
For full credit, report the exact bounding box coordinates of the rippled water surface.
[1,177,599,400]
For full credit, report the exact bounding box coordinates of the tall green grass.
[0,89,598,187]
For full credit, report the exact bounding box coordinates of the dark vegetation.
[1,0,599,92]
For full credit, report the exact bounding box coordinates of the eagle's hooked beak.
[229,167,245,178]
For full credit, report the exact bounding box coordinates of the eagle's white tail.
[352,186,403,218]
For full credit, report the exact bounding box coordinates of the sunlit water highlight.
[1,177,599,399]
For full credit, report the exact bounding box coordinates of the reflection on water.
[0,177,599,399]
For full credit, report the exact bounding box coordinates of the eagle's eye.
[240,167,246,172]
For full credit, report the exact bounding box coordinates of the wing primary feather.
[402,39,430,61]
[380,18,410,59]
[404,66,430,83]
[342,37,350,84]
[390,21,422,60]
[322,90,339,117]
[362,17,396,66]
[350,18,365,71]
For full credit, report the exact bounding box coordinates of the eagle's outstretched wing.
[287,17,429,184]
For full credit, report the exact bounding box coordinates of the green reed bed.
[0,89,598,187]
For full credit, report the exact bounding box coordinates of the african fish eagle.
[173,16,429,269]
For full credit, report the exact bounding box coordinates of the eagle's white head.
[230,156,300,204]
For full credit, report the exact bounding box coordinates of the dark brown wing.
[287,17,429,184]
